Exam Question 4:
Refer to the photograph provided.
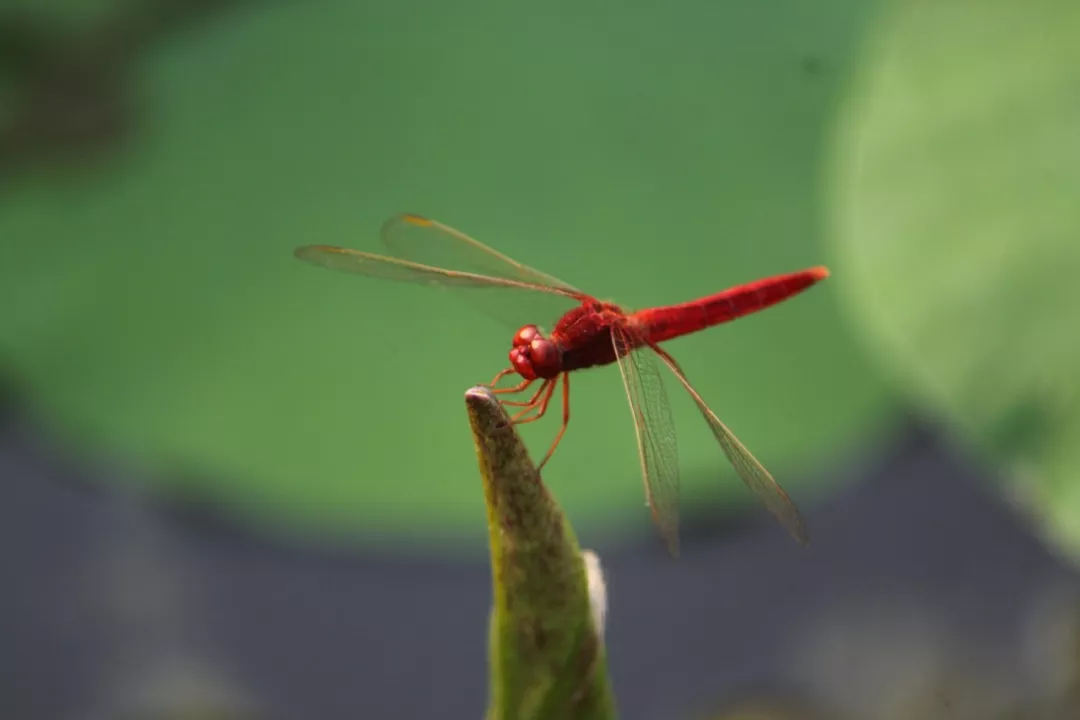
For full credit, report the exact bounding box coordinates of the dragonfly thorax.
[509,324,562,381]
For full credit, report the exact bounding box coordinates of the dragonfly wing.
[295,215,588,332]
[294,245,577,294]
[382,213,585,293]
[611,324,682,557]
[649,346,809,545]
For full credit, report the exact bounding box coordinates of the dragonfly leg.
[511,404,543,423]
[488,367,513,386]
[511,376,557,426]
[490,380,533,398]
[501,381,548,408]
[537,373,570,471]
[510,398,546,423]
[487,368,529,393]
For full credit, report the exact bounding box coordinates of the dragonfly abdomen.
[637,266,830,344]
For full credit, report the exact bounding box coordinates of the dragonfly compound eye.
[513,325,542,347]
[508,346,537,380]
[527,338,561,378]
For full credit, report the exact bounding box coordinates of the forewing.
[294,214,586,331]
[293,245,576,294]
[650,347,809,545]
[381,213,584,293]
[611,324,682,557]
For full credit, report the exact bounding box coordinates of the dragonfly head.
[509,324,562,381]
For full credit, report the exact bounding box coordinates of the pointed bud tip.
[465,385,496,402]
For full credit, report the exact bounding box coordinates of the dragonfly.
[295,213,829,556]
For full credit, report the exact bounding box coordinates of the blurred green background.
[5,1,1080,718]
[0,0,890,549]
[1,0,1078,561]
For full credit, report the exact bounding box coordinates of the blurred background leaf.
[0,0,889,549]
[828,0,1080,560]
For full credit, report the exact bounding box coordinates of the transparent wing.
[294,245,580,296]
[294,213,587,331]
[611,324,682,557]
[381,213,584,293]
[649,345,809,545]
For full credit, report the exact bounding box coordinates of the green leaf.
[466,386,615,720]
[829,1,1080,557]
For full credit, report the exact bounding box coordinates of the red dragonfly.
[295,213,829,555]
